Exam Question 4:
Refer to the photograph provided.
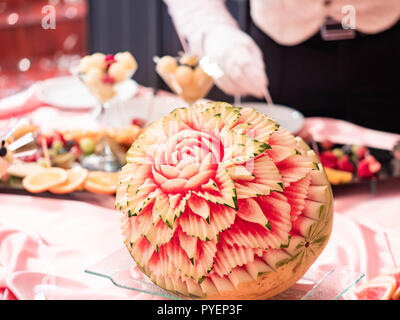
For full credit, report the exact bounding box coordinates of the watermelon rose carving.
[115,102,333,299]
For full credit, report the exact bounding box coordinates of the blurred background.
[0,0,243,100]
[0,0,87,97]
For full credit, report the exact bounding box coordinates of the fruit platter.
[305,139,400,187]
[0,120,142,196]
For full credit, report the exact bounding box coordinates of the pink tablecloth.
[1,101,400,299]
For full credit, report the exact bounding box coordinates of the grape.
[332,148,344,159]
[48,149,58,158]
[51,140,64,153]
[79,137,96,155]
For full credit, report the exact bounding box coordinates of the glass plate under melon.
[84,247,364,300]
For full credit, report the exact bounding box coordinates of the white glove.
[203,25,268,98]
[164,0,268,98]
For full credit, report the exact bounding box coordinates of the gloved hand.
[203,25,268,98]
[164,0,268,99]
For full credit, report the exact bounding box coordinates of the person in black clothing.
[165,0,400,133]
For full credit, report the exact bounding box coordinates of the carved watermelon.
[116,102,333,299]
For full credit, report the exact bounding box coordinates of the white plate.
[104,95,188,128]
[37,76,139,110]
[239,102,304,133]
[104,98,304,133]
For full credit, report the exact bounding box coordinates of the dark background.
[87,0,400,134]
[1,0,398,132]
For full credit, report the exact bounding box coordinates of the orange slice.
[353,281,395,300]
[61,129,99,143]
[23,168,68,193]
[83,171,119,194]
[325,167,353,185]
[7,162,46,178]
[49,168,88,194]
[369,275,397,287]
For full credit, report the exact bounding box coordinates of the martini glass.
[154,53,215,105]
[70,63,136,126]
[70,55,137,172]
[153,16,218,106]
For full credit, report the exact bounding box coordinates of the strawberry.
[105,54,116,69]
[358,155,381,178]
[53,131,66,145]
[321,139,334,150]
[22,153,38,162]
[319,150,338,169]
[337,155,355,173]
[70,145,82,157]
[131,117,146,127]
[102,75,115,84]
